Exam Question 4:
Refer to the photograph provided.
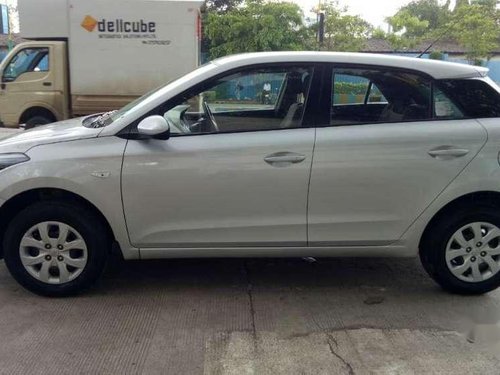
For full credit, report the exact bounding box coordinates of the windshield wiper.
[91,110,117,128]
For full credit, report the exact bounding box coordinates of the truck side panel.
[68,0,202,98]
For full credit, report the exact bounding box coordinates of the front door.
[122,64,318,249]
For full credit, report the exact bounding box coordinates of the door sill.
[138,244,414,259]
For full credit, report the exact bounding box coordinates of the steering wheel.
[203,101,219,133]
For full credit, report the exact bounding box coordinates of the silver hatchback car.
[0,52,499,296]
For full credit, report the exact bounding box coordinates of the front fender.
[0,136,138,259]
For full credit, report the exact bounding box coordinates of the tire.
[420,202,500,295]
[24,115,53,130]
[3,201,110,297]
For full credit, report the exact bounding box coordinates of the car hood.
[0,117,103,153]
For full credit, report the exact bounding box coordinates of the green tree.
[314,1,372,52]
[400,0,451,31]
[205,0,308,59]
[447,0,500,63]
[205,0,243,13]
[454,0,470,10]
[385,0,452,49]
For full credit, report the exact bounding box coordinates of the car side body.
[0,51,499,295]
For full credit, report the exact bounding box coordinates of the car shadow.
[94,257,499,332]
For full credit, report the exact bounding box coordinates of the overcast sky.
[5,0,457,32]
[291,0,431,29]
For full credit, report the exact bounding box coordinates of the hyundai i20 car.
[0,52,499,296]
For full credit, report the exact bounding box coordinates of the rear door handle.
[428,146,469,159]
[264,152,306,167]
[43,82,52,87]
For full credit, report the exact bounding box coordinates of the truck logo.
[81,15,98,32]
[81,15,156,33]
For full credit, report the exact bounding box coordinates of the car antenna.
[416,18,460,58]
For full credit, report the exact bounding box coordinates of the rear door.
[308,65,487,246]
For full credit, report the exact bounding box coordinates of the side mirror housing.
[137,115,170,140]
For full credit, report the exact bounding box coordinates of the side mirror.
[137,115,170,140]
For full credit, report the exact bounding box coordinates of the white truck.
[0,0,203,128]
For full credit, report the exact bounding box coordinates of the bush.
[334,82,368,95]
[429,51,444,60]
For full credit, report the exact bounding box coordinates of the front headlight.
[0,153,30,170]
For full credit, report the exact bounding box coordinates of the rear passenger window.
[332,74,388,106]
[331,68,431,126]
[437,79,500,118]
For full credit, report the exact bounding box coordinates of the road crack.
[242,261,257,341]
[326,333,355,375]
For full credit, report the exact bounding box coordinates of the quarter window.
[437,79,500,118]
[162,66,314,135]
[331,68,431,126]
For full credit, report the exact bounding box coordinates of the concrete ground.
[1,257,500,375]
[1,127,500,374]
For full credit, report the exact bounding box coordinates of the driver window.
[163,66,314,135]
[3,48,49,82]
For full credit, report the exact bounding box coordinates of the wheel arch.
[0,188,117,259]
[419,191,500,252]
[19,106,58,125]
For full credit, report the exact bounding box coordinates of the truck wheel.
[25,116,53,129]
[420,203,500,295]
[3,201,110,297]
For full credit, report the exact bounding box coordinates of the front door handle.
[264,152,306,167]
[428,146,469,159]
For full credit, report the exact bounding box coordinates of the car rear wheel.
[3,201,109,296]
[420,203,500,294]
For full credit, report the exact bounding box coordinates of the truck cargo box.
[20,0,203,98]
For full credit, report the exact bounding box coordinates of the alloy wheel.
[19,221,88,284]
[446,222,500,283]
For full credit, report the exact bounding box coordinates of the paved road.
[0,127,500,374]
[1,257,500,374]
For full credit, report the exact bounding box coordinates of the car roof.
[212,51,488,80]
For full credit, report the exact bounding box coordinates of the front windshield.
[101,86,164,126]
[98,62,218,127]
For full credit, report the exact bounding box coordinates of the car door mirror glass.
[137,115,170,139]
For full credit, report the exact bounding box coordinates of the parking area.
[1,256,500,374]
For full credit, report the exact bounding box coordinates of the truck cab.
[0,41,69,128]
[0,0,203,129]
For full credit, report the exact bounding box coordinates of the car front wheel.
[3,201,109,297]
[420,203,500,295]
